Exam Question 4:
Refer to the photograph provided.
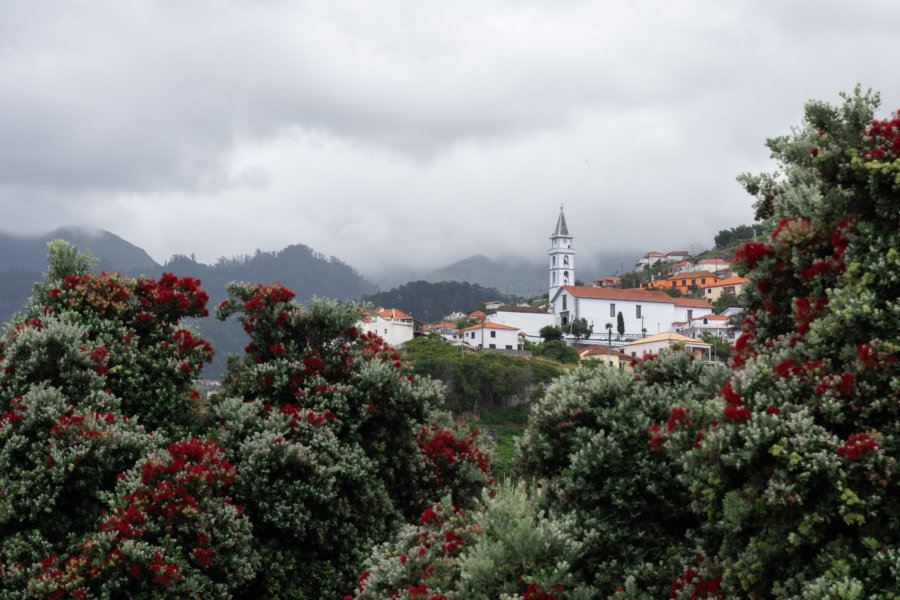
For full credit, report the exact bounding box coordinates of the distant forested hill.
[362,280,512,322]
[0,231,376,378]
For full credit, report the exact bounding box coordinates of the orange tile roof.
[377,308,413,320]
[666,270,718,281]
[701,276,749,288]
[673,298,713,308]
[457,322,521,333]
[579,345,632,359]
[468,310,486,318]
[560,286,674,303]
[432,322,458,330]
[689,314,729,322]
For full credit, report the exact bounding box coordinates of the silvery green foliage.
[516,353,728,597]
[350,482,596,600]
[207,396,394,600]
[662,89,900,597]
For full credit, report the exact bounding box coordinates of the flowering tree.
[1,247,491,599]
[653,88,900,597]
[347,483,594,600]
[516,352,728,596]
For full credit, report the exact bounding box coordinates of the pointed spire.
[553,205,569,236]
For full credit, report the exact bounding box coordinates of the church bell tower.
[549,206,574,302]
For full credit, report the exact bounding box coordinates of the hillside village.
[361,207,749,367]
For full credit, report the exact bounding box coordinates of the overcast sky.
[2,1,900,282]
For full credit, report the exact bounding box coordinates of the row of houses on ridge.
[359,208,747,364]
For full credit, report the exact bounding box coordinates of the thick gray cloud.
[2,0,899,281]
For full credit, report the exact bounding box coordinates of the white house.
[450,322,521,350]
[360,308,415,348]
[680,314,736,341]
[636,251,667,268]
[624,331,711,361]
[549,285,695,338]
[673,297,715,325]
[485,305,554,342]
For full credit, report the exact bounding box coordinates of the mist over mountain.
[418,250,641,298]
[0,226,160,274]
[0,229,377,378]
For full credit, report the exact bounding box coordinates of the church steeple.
[549,206,574,302]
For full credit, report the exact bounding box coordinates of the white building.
[360,308,415,348]
[624,331,711,361]
[550,286,694,336]
[548,206,574,301]
[450,322,521,350]
[485,305,554,342]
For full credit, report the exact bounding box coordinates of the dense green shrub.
[347,482,596,600]
[0,249,491,599]
[516,352,728,596]
[652,89,900,597]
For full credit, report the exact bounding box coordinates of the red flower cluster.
[732,241,773,269]
[242,282,296,312]
[277,404,336,427]
[666,406,692,432]
[648,423,665,453]
[135,273,210,318]
[837,433,878,460]
[721,381,750,421]
[793,296,828,336]
[861,111,900,160]
[857,340,898,370]
[814,372,855,397]
[417,424,489,486]
[523,582,564,600]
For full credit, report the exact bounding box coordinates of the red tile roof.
[689,314,729,322]
[378,308,413,320]
[673,298,713,308]
[560,286,674,303]
[457,322,521,333]
[701,276,749,288]
[666,270,717,281]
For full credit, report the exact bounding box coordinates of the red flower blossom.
[837,433,878,460]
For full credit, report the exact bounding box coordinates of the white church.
[547,207,713,341]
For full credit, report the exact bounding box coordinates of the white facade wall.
[360,316,414,348]
[673,304,714,324]
[453,325,520,350]
[550,290,684,337]
[486,310,554,339]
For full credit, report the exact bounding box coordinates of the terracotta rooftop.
[673,298,713,308]
[701,276,749,288]
[486,305,546,314]
[624,332,711,347]
[457,322,521,333]
[377,308,414,320]
[666,270,718,281]
[559,286,674,303]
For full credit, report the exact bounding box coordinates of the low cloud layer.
[2,1,900,281]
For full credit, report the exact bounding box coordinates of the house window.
[636,305,642,318]
[505,345,512,350]
[687,309,693,320]
[384,329,388,334]
[701,278,706,285]
[489,344,496,349]
[631,351,636,357]
[490,331,496,338]
[562,295,567,310]
[609,303,616,317]
[681,280,686,287]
